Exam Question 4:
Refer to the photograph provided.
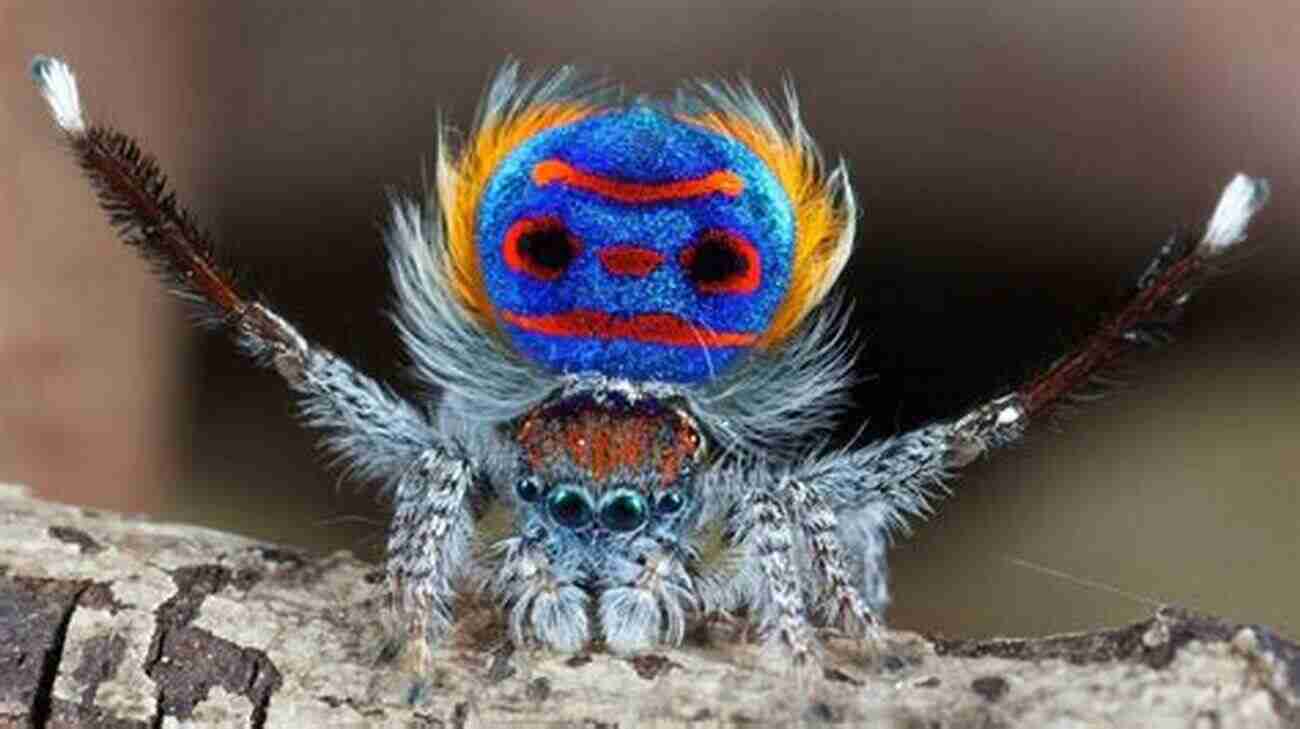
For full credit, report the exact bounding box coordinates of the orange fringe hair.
[435,87,597,329]
[437,71,855,348]
[685,86,856,347]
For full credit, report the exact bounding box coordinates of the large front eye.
[503,215,581,281]
[679,229,760,295]
[547,485,594,529]
[598,489,648,532]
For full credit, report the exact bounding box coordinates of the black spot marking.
[565,653,593,668]
[822,666,863,686]
[881,652,921,673]
[804,701,842,724]
[48,525,104,555]
[627,653,680,680]
[79,583,127,614]
[486,646,516,684]
[970,675,1009,702]
[232,567,263,592]
[255,546,307,569]
[525,677,551,703]
[317,695,389,720]
[450,700,471,729]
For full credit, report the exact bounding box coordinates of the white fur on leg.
[599,587,662,654]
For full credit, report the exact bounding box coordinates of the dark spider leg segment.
[34,59,490,662]
[829,176,1270,512]
[947,175,1269,466]
[32,58,439,482]
[780,177,1269,652]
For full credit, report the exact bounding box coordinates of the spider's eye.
[515,476,544,503]
[679,229,760,295]
[598,489,648,533]
[503,215,580,281]
[547,485,594,529]
[655,490,686,516]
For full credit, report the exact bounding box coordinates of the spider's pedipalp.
[488,527,592,652]
[30,54,466,489]
[597,535,697,653]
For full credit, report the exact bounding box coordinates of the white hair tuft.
[1199,173,1270,256]
[30,55,86,135]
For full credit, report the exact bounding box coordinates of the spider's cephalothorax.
[33,55,1269,665]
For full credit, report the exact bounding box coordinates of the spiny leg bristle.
[30,54,86,135]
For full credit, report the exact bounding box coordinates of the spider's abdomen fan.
[437,69,857,385]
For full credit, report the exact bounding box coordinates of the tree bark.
[0,483,1295,729]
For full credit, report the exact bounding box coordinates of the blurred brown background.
[3,1,1296,640]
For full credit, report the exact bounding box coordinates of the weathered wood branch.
[0,483,1296,728]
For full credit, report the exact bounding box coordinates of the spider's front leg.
[31,57,493,667]
[719,173,1273,661]
[596,529,698,654]
[795,173,1272,638]
[30,57,442,481]
[915,173,1271,473]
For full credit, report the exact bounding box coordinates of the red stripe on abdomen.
[532,159,744,204]
[502,309,757,348]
